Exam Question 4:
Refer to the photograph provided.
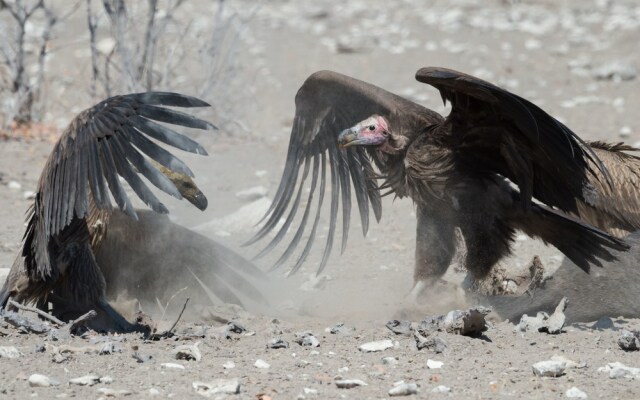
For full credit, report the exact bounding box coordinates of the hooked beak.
[337,128,360,148]
[188,191,209,211]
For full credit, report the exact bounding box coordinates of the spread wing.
[246,70,439,275]
[24,92,216,280]
[415,67,612,213]
[575,141,640,237]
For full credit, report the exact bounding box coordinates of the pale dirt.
[1,0,640,399]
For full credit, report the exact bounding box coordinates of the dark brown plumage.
[0,92,215,331]
[574,141,640,238]
[248,68,629,292]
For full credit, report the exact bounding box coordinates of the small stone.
[335,379,367,389]
[69,374,101,386]
[443,307,490,336]
[303,387,318,395]
[23,191,36,200]
[28,374,59,387]
[532,360,566,377]
[427,359,444,369]
[8,180,21,190]
[541,297,567,334]
[96,388,131,396]
[148,388,161,396]
[618,330,640,351]
[223,361,236,369]
[99,376,113,384]
[268,338,289,349]
[294,332,320,347]
[192,379,240,397]
[235,186,268,201]
[389,382,418,396]
[414,332,448,353]
[172,341,201,362]
[328,323,352,334]
[599,362,640,379]
[161,363,186,370]
[359,340,393,352]
[132,351,153,363]
[566,386,588,399]
[382,357,398,365]
[0,346,21,359]
[593,61,637,81]
[255,359,270,369]
[386,320,412,335]
[517,312,549,332]
[550,355,586,369]
[432,385,451,393]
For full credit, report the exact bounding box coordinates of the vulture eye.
[368,125,375,131]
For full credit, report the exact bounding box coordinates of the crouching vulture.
[247,68,630,295]
[0,92,218,331]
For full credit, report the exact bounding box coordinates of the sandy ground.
[1,0,640,398]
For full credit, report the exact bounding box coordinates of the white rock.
[172,341,201,362]
[148,388,161,396]
[96,388,131,396]
[593,61,637,81]
[161,363,186,370]
[7,180,21,190]
[192,379,240,397]
[598,362,640,379]
[23,190,36,200]
[69,374,100,386]
[99,376,113,384]
[566,386,588,398]
[223,361,236,369]
[0,346,21,359]
[432,385,451,393]
[255,170,268,177]
[426,359,444,369]
[532,360,566,377]
[382,357,398,365]
[303,387,318,395]
[359,340,394,352]
[254,359,270,369]
[551,355,586,369]
[235,186,268,201]
[335,379,367,389]
[389,382,418,396]
[28,374,59,387]
[96,37,116,54]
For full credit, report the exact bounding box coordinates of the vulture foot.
[49,295,145,333]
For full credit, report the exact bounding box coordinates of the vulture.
[0,92,218,331]
[247,68,630,294]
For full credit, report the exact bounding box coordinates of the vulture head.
[338,115,407,154]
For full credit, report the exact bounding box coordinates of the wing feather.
[247,70,440,274]
[23,92,213,280]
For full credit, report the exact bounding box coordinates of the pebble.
[542,297,567,334]
[303,387,318,395]
[69,374,101,386]
[294,332,320,347]
[426,359,444,369]
[235,185,268,201]
[192,379,240,397]
[161,363,186,370]
[432,385,451,393]
[328,323,352,335]
[593,60,637,81]
[28,374,60,387]
[7,180,21,190]
[388,382,418,396]
[0,346,21,359]
[223,361,236,369]
[566,387,588,398]
[414,332,448,353]
[386,320,413,335]
[598,362,640,379]
[255,359,271,369]
[359,339,393,352]
[96,388,131,397]
[382,356,399,365]
[617,330,640,351]
[443,307,490,336]
[532,360,566,377]
[132,351,153,363]
[172,341,201,362]
[23,190,36,200]
[268,338,290,349]
[335,379,367,389]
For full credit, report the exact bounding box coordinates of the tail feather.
[513,203,628,272]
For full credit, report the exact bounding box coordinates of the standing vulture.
[247,68,629,294]
[0,92,216,331]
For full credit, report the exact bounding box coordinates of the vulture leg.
[412,204,457,290]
